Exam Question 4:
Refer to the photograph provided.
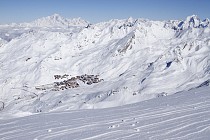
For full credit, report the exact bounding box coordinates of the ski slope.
[0,86,210,140]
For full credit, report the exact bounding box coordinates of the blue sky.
[0,0,210,24]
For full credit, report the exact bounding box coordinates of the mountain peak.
[20,14,89,28]
[51,13,60,17]
[200,18,210,28]
[48,13,64,20]
[184,15,201,28]
[174,15,210,30]
[127,17,135,22]
[186,14,198,19]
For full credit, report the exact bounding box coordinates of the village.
[35,74,104,91]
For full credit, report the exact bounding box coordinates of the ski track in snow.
[0,87,210,140]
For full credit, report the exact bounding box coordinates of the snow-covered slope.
[0,14,209,116]
[0,86,210,140]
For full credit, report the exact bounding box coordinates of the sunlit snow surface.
[0,14,209,115]
[0,87,210,140]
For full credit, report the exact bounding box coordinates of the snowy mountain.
[0,14,89,28]
[20,14,89,28]
[0,14,209,116]
[178,15,209,29]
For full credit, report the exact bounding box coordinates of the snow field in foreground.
[0,86,210,140]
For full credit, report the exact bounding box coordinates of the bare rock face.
[0,101,4,111]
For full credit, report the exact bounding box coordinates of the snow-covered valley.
[0,14,209,119]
